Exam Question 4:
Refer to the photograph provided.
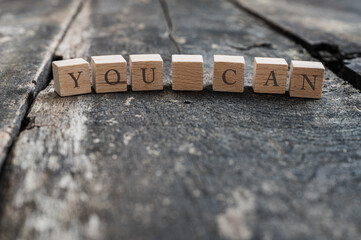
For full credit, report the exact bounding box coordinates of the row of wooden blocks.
[52,54,325,99]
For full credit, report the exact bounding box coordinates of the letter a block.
[52,58,91,97]
[252,57,288,94]
[172,55,203,91]
[91,55,127,93]
[289,60,325,99]
[129,54,163,91]
[213,55,245,92]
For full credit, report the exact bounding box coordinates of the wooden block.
[172,55,203,91]
[213,55,245,92]
[52,58,91,97]
[289,60,325,99]
[91,55,127,93]
[129,54,163,91]
[252,57,288,94]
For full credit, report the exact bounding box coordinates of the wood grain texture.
[213,55,245,93]
[0,0,83,166]
[172,55,204,91]
[0,0,361,240]
[252,57,288,94]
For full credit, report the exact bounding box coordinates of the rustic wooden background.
[0,0,360,239]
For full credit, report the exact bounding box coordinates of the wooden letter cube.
[52,58,91,97]
[252,57,288,94]
[129,54,163,91]
[289,60,325,99]
[172,55,203,91]
[91,55,127,93]
[213,55,245,92]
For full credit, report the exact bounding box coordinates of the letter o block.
[52,58,91,97]
[213,55,245,92]
[172,55,203,91]
[289,60,325,99]
[252,57,288,94]
[129,54,163,91]
[91,55,127,93]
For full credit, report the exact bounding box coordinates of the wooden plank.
[233,0,361,88]
[1,0,361,239]
[0,0,83,165]
[341,58,361,90]
[233,0,361,58]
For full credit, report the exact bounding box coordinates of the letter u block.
[52,58,91,97]
[129,54,163,91]
[252,57,288,94]
[213,55,245,92]
[91,55,127,93]
[289,60,325,99]
[172,55,203,91]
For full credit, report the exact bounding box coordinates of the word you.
[52,54,325,99]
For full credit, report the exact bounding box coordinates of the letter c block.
[129,54,163,91]
[52,58,91,97]
[213,55,245,92]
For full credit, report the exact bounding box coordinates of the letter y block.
[52,58,91,97]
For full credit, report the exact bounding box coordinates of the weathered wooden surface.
[0,0,361,239]
[0,0,83,166]
[233,0,361,88]
[341,58,361,90]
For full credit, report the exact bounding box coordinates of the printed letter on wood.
[130,54,163,91]
[252,57,288,94]
[289,60,325,99]
[91,55,127,93]
[213,55,245,92]
[52,58,91,97]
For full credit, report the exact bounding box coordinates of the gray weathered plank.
[0,0,83,166]
[233,0,361,87]
[233,0,361,58]
[341,58,361,90]
[1,0,361,239]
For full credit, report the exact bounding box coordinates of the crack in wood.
[159,0,182,54]
[0,0,85,170]
[227,42,274,51]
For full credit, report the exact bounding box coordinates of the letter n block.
[52,58,91,97]
[252,57,288,94]
[129,54,163,91]
[213,55,245,92]
[91,55,127,93]
[289,60,325,99]
[172,55,203,91]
